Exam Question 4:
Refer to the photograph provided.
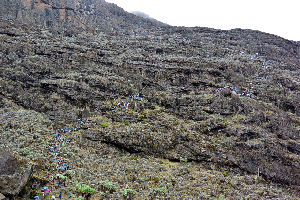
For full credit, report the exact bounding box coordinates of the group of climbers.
[35,119,87,199]
[256,76,270,80]
[129,94,142,101]
[250,53,275,70]
[109,94,142,110]
[250,53,259,60]
[110,101,130,110]
[263,60,275,66]
[211,86,252,98]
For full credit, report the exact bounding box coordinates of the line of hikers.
[35,119,87,199]
[255,76,270,80]
[250,53,275,69]
[109,94,142,110]
[211,86,252,98]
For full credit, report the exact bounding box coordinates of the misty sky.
[105,0,300,42]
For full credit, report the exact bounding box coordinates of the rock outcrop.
[0,0,168,34]
[0,148,33,198]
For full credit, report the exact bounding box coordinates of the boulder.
[0,148,33,197]
[0,193,7,200]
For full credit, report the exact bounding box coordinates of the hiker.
[52,195,55,200]
[59,193,62,199]
[69,193,72,198]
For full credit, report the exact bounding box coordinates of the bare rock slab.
[0,148,33,197]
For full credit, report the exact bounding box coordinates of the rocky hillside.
[0,0,300,199]
[0,0,168,35]
[130,11,168,26]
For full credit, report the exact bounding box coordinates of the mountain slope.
[0,1,300,199]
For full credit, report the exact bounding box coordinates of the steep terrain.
[130,11,168,26]
[0,0,300,199]
[0,0,168,35]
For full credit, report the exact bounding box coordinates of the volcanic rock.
[0,148,33,197]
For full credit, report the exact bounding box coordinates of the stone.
[0,148,33,197]
[0,193,7,200]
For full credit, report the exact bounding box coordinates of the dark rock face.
[0,0,167,34]
[0,148,33,197]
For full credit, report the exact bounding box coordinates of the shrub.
[121,189,137,196]
[167,182,173,188]
[56,174,67,181]
[99,180,117,193]
[101,123,108,128]
[18,148,30,155]
[65,170,72,175]
[70,152,75,157]
[155,187,165,193]
[222,172,228,177]
[78,184,97,194]
[203,193,210,199]
[180,157,187,163]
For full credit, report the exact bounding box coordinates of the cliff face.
[0,0,166,34]
[0,0,300,199]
